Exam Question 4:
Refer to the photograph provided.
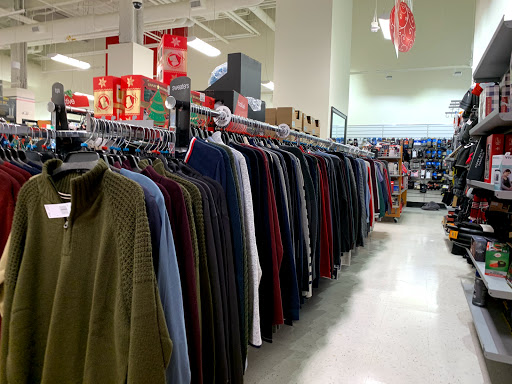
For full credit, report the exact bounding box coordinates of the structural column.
[273,0,353,138]
[10,0,27,89]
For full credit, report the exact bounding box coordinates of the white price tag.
[45,203,72,219]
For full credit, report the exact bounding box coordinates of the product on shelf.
[479,84,500,121]
[500,72,511,113]
[485,241,510,277]
[484,134,505,183]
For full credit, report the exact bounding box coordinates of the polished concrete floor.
[244,208,512,384]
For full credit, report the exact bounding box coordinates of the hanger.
[52,151,100,178]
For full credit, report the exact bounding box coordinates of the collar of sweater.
[37,159,109,215]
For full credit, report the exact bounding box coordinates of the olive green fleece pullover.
[0,160,172,383]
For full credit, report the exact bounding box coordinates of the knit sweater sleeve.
[124,186,173,383]
[0,177,33,384]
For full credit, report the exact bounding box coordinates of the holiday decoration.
[191,91,215,130]
[93,76,122,119]
[157,34,188,85]
[121,75,169,128]
[390,0,416,53]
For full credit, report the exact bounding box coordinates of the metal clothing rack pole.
[188,104,375,158]
[0,123,90,138]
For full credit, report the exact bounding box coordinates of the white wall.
[273,0,336,137]
[473,0,512,69]
[329,0,353,117]
[349,0,476,128]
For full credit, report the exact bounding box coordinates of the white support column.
[10,0,27,89]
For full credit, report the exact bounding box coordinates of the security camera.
[132,1,142,9]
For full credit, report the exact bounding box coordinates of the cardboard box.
[312,119,320,137]
[121,75,169,127]
[303,115,314,134]
[484,134,505,183]
[492,154,512,191]
[480,84,500,121]
[93,76,123,120]
[276,107,297,130]
[485,241,510,277]
[294,110,303,130]
[265,107,277,125]
[507,259,512,288]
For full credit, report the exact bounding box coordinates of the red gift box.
[93,76,123,120]
[157,34,188,85]
[121,75,169,128]
[485,134,505,183]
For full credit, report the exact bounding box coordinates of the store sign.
[64,94,90,108]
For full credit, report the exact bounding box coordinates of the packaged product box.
[312,119,320,137]
[156,34,188,85]
[479,84,500,121]
[294,110,304,131]
[121,75,170,128]
[303,115,314,134]
[484,134,505,183]
[471,235,489,262]
[492,154,512,191]
[276,107,297,130]
[485,241,510,277]
[501,72,511,113]
[265,107,277,125]
[93,76,123,120]
[505,134,512,153]
[190,91,215,130]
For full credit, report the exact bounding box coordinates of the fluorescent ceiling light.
[262,81,274,91]
[48,53,91,69]
[187,37,221,57]
[74,92,94,101]
[378,14,391,40]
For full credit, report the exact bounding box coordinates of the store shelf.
[466,179,512,199]
[465,248,512,300]
[461,282,512,364]
[469,109,512,136]
[445,175,453,180]
[389,174,403,178]
[392,189,407,196]
[473,17,512,83]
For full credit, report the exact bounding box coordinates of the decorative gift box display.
[121,75,169,128]
[156,34,188,85]
[93,76,123,120]
[484,134,504,183]
[479,84,500,121]
[485,241,510,278]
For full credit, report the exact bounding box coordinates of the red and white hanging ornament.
[390,0,416,53]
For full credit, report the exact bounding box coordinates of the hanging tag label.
[45,203,71,219]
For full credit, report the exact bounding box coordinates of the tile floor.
[243,208,512,384]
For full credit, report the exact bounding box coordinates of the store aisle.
[244,208,512,384]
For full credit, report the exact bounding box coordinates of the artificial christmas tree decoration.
[157,34,188,85]
[93,76,122,120]
[390,0,416,53]
[121,75,169,127]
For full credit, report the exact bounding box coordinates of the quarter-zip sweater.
[0,160,172,383]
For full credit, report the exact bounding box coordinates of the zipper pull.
[63,219,69,229]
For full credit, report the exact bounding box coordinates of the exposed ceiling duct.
[0,0,264,47]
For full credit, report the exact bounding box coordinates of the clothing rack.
[186,103,374,158]
[168,76,374,158]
